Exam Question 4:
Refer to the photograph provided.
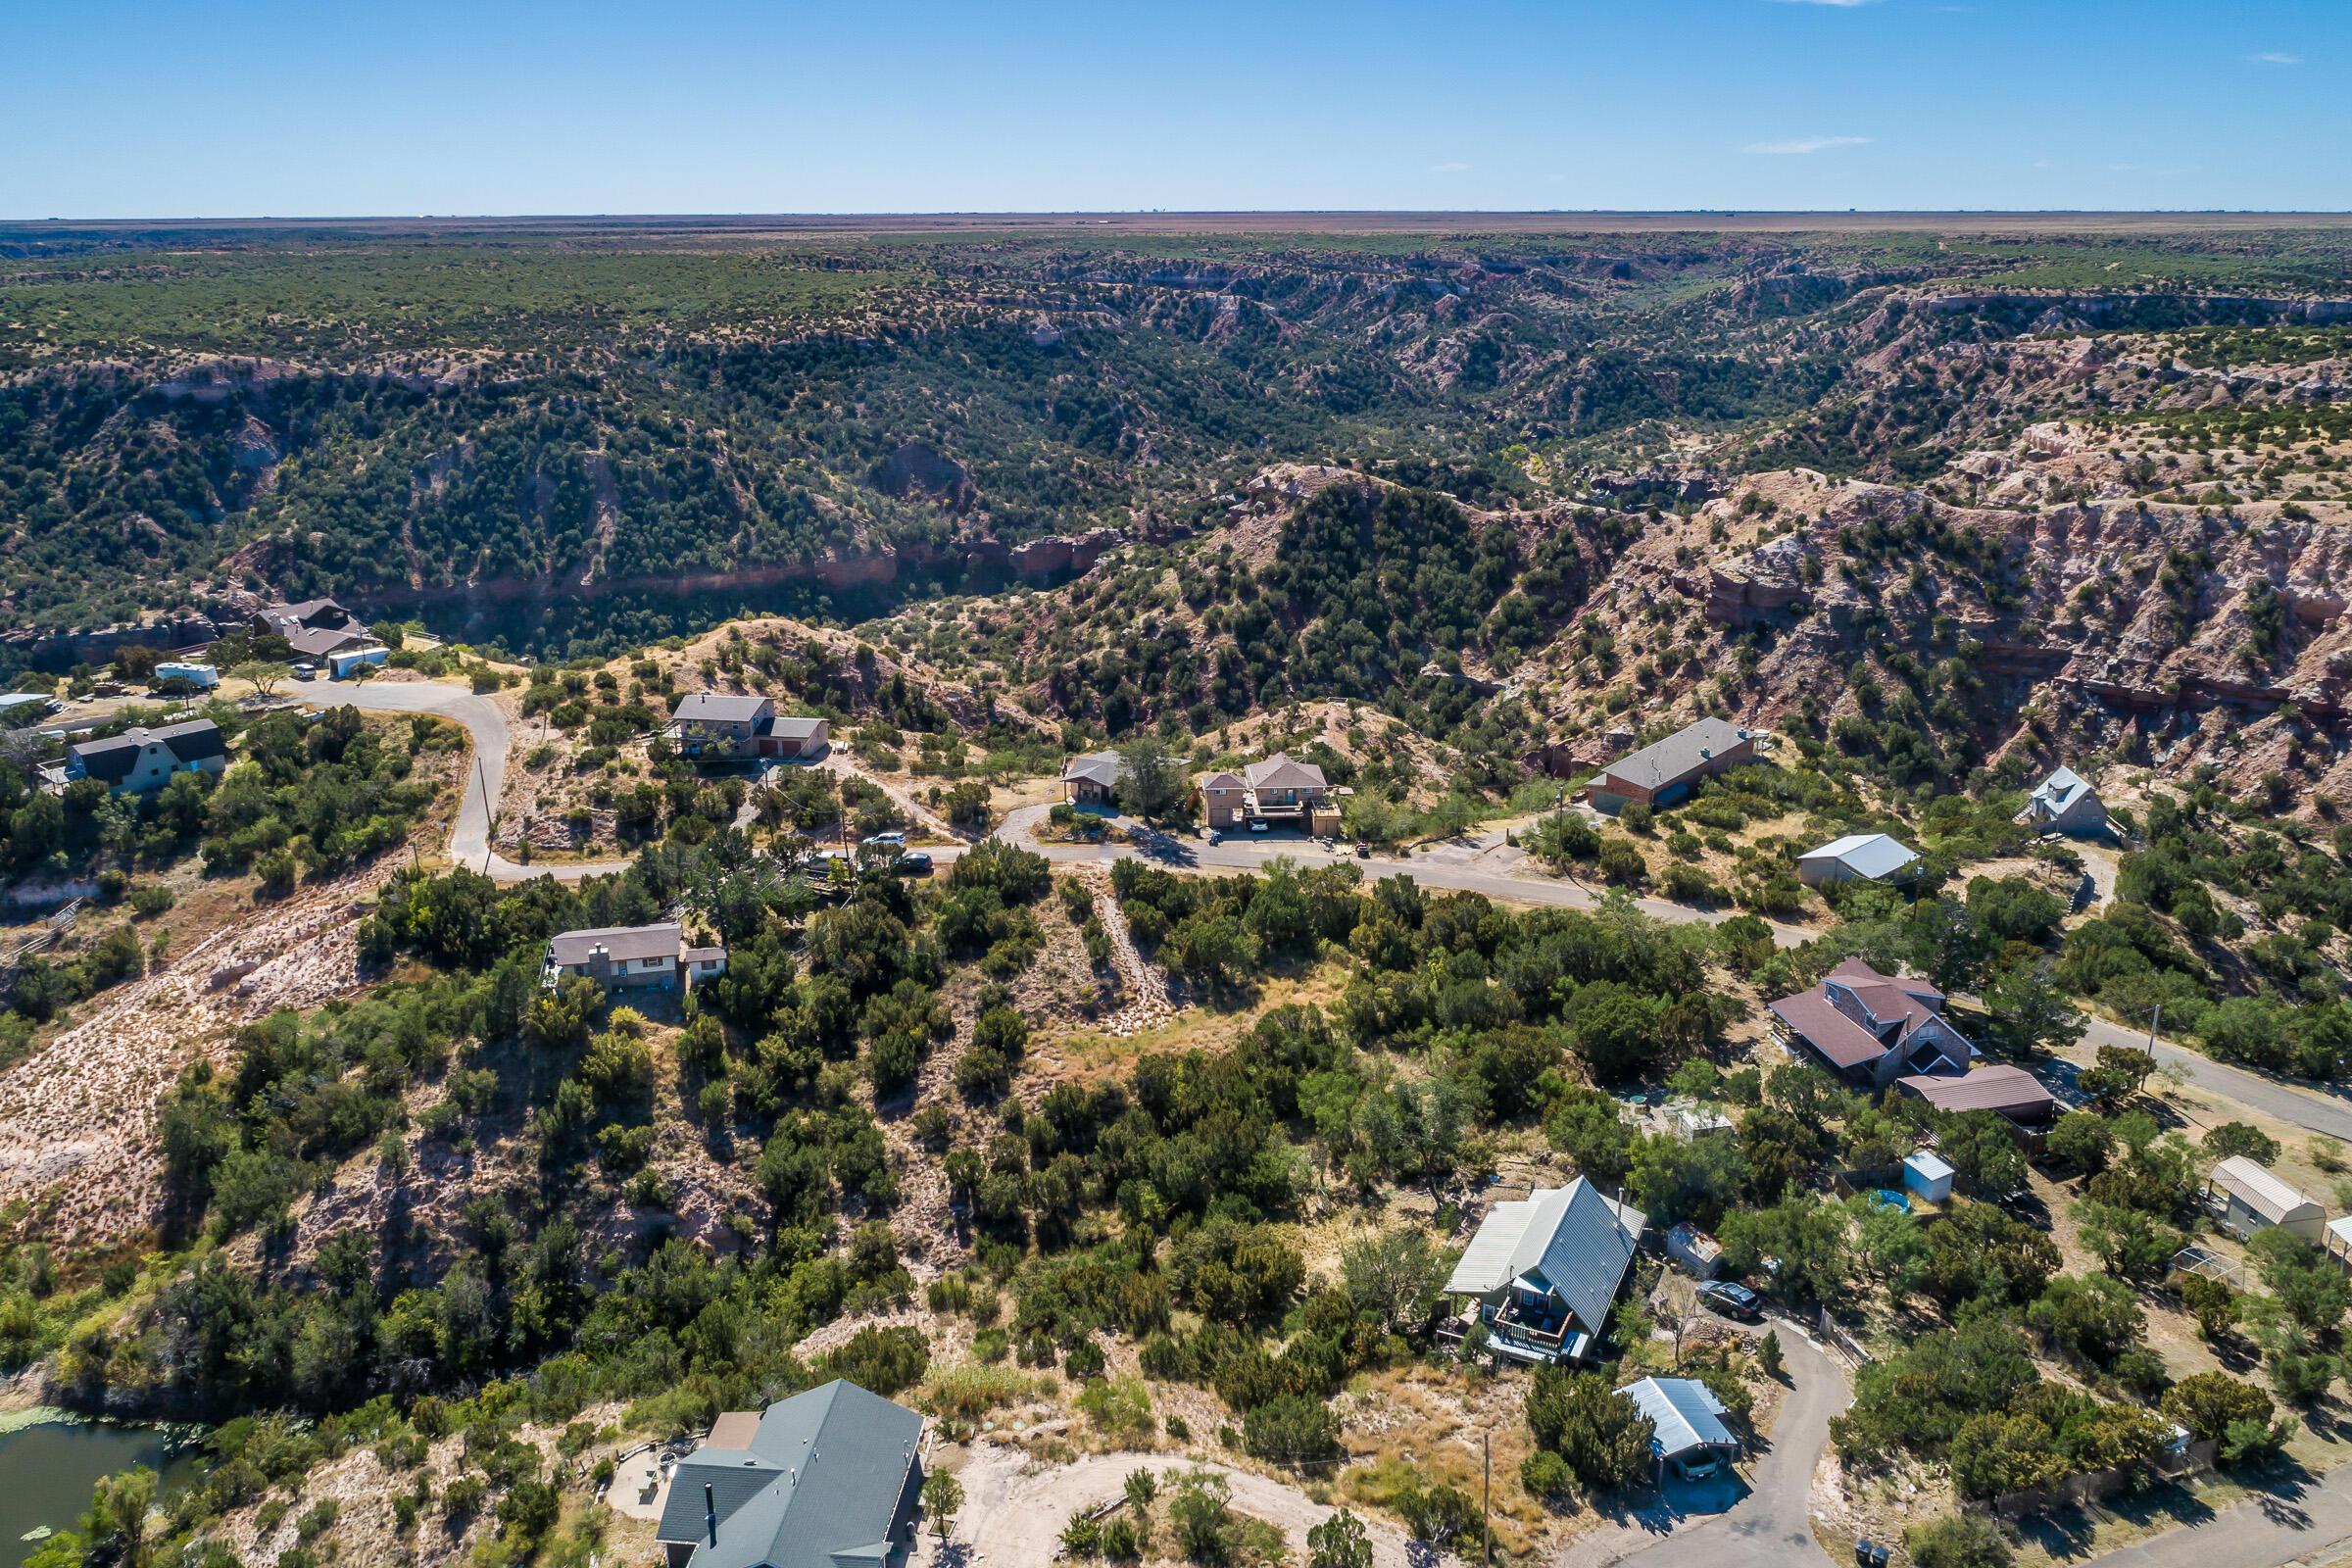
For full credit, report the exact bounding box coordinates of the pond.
[0,1410,198,1568]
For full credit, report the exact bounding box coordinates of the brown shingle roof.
[1768,989,1891,1070]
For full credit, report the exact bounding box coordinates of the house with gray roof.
[655,1381,925,1568]
[1060,750,1127,808]
[2020,765,2106,838]
[1795,832,1920,888]
[1442,1177,1645,1363]
[543,921,725,993]
[672,694,827,760]
[1623,1376,1740,1480]
[66,718,227,795]
[1585,716,1755,813]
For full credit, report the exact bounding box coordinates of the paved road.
[287,677,1808,946]
[1583,1326,1848,1568]
[2064,1461,2352,1568]
[2070,1013,2352,1143]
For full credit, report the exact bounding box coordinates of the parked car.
[1696,1281,1762,1321]
[1354,840,1370,858]
[862,831,906,848]
[290,662,319,677]
[894,851,933,875]
[1248,819,1269,834]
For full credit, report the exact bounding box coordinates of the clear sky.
[4,0,2345,219]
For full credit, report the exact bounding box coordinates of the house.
[1441,1177,1645,1363]
[1901,1151,1955,1204]
[655,1381,925,1568]
[542,922,726,993]
[673,694,774,757]
[1623,1377,1740,1481]
[66,718,227,795]
[255,599,379,662]
[1060,751,1126,808]
[285,622,382,663]
[1245,753,1328,810]
[1584,716,1756,814]
[2207,1155,2325,1245]
[1197,770,1248,828]
[154,662,220,690]
[2020,766,2107,838]
[0,692,60,726]
[1896,1063,2057,1128]
[1768,957,1973,1091]
[1795,832,1921,888]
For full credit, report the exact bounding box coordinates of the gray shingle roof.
[546,922,682,966]
[656,1381,924,1568]
[674,693,774,725]
[1596,716,1750,794]
[2030,766,2096,815]
[1244,753,1326,792]
[768,714,828,742]
[1061,751,1124,788]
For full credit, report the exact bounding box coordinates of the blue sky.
[3,0,2345,218]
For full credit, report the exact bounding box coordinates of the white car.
[1248,819,1269,834]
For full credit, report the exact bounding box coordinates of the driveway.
[1568,1326,1849,1568]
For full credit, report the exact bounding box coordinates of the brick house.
[1584,716,1754,813]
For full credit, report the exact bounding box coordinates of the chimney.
[706,1483,718,1546]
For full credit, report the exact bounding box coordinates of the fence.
[1985,1440,2215,1520]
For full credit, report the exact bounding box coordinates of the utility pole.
[2145,1003,2162,1070]
[1482,1430,1492,1568]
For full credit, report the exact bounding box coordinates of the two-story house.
[655,1382,925,1568]
[1441,1177,1645,1364]
[66,718,227,795]
[1768,957,1972,1090]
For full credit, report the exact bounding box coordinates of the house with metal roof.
[1795,832,1921,888]
[66,718,227,795]
[1896,1063,2056,1127]
[2020,766,2107,838]
[2208,1155,2325,1245]
[1769,958,1972,1091]
[1584,716,1756,814]
[1442,1177,1645,1363]
[543,922,725,993]
[1623,1377,1740,1480]
[655,1381,925,1568]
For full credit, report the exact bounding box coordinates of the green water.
[0,1412,196,1568]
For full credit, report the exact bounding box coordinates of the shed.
[1665,1222,1722,1280]
[1901,1151,1954,1204]
[2208,1155,2325,1244]
[2328,1215,2352,1270]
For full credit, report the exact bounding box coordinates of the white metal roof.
[1444,1178,1645,1333]
[2211,1155,2321,1223]
[1799,832,1920,880]
[1904,1151,1955,1183]
[1624,1377,1735,1459]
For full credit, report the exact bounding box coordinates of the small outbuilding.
[1623,1376,1740,1481]
[1665,1222,1722,1280]
[2208,1154,2325,1245]
[1901,1151,1955,1204]
[1796,832,1921,888]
